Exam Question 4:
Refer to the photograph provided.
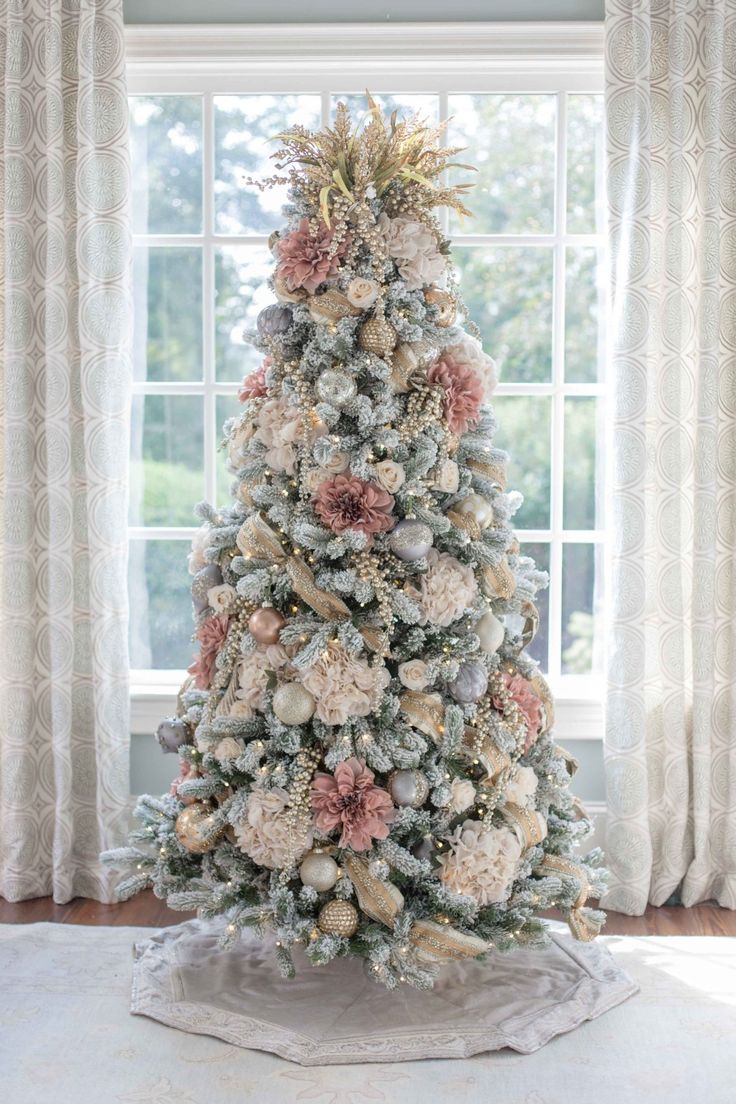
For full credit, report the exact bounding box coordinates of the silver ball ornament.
[448,661,488,703]
[299,850,339,892]
[272,683,316,725]
[315,368,357,408]
[389,520,433,562]
[388,769,430,808]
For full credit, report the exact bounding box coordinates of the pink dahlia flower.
[427,352,484,435]
[311,757,396,851]
[312,474,395,541]
[187,614,230,690]
[275,217,344,295]
[239,357,271,401]
[495,672,543,752]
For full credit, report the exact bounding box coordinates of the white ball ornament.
[388,769,430,808]
[299,850,339,892]
[476,610,505,654]
[389,520,433,562]
[272,683,316,725]
[454,493,494,530]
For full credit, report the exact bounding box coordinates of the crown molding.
[124,21,604,78]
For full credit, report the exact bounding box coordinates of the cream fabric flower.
[214,736,244,761]
[398,659,430,691]
[187,524,211,575]
[445,333,498,402]
[407,548,479,628]
[207,583,237,614]
[449,777,476,814]
[438,820,522,906]
[375,460,405,494]
[234,787,312,869]
[504,765,539,807]
[347,276,380,309]
[378,214,446,291]
[235,644,292,719]
[254,396,315,476]
[432,458,459,493]
[301,641,391,726]
[322,450,351,474]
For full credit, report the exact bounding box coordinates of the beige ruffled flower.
[375,460,405,494]
[398,658,430,691]
[406,548,478,628]
[234,787,312,870]
[378,214,446,291]
[214,736,244,761]
[346,276,380,309]
[438,820,522,906]
[504,765,539,807]
[445,333,498,402]
[449,777,476,814]
[301,641,391,726]
[207,583,237,614]
[187,524,211,575]
[235,644,292,718]
[254,396,318,476]
[432,458,460,493]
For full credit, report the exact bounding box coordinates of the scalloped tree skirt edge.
[131,918,638,1065]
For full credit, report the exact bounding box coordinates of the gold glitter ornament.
[272,682,316,726]
[423,287,457,327]
[359,315,398,357]
[175,804,223,854]
[318,899,359,937]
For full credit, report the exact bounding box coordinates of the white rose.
[346,277,380,310]
[214,737,244,761]
[398,658,430,691]
[322,450,351,474]
[449,777,476,815]
[207,583,237,614]
[433,458,459,493]
[375,460,405,494]
[504,765,538,807]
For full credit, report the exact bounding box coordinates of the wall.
[123,2,604,24]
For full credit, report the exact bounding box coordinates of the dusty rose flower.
[311,757,396,851]
[235,787,313,869]
[374,460,405,494]
[170,758,197,804]
[428,353,484,435]
[300,641,390,726]
[312,473,395,541]
[398,659,429,691]
[346,276,380,309]
[187,614,230,689]
[438,820,522,906]
[504,765,539,806]
[445,334,497,402]
[238,357,271,402]
[378,214,445,290]
[235,644,292,719]
[406,548,478,628]
[494,673,543,752]
[449,777,476,815]
[275,217,344,295]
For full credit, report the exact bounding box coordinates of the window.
[126,26,606,735]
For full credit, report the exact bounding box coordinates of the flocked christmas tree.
[105,99,605,989]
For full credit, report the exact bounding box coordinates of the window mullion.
[202,91,216,508]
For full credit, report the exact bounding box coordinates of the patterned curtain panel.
[0,0,131,902]
[604,1,736,914]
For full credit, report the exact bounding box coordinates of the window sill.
[130,672,603,742]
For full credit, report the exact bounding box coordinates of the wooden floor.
[1,890,734,936]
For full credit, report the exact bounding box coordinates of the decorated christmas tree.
[105,99,605,990]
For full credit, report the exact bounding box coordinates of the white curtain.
[0,0,132,902]
[604,0,736,914]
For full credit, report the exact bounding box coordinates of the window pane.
[453,246,553,383]
[561,543,601,675]
[492,396,551,530]
[133,246,202,382]
[129,539,195,671]
[130,95,202,234]
[216,393,242,505]
[565,246,604,383]
[215,246,274,381]
[566,94,605,235]
[519,541,550,673]
[447,94,556,235]
[331,93,439,123]
[129,395,204,527]
[563,398,597,530]
[214,95,321,235]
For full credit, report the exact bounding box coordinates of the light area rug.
[1,923,734,1104]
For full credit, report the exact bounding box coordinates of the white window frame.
[125,21,606,741]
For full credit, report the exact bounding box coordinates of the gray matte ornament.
[257,304,293,339]
[191,564,223,615]
[157,717,191,754]
[388,520,433,562]
[448,661,488,704]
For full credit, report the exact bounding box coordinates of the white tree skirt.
[129,917,636,1065]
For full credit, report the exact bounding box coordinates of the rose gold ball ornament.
[318,899,359,937]
[248,606,286,645]
[424,287,457,328]
[388,769,430,808]
[299,849,339,892]
[272,682,316,725]
[175,804,223,854]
